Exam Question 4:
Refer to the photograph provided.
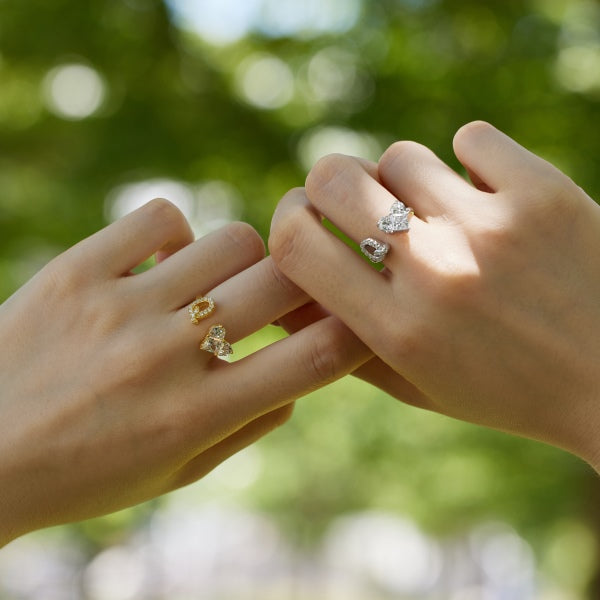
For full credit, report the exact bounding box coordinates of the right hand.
[269,122,600,470]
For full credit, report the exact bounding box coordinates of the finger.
[219,315,373,423]
[169,404,294,489]
[352,359,433,410]
[464,167,495,193]
[73,199,194,277]
[168,256,310,349]
[144,221,266,309]
[378,141,478,219]
[277,302,330,333]
[305,155,427,265]
[278,303,432,410]
[452,121,558,193]
[269,188,393,348]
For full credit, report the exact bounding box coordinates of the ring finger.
[169,256,310,361]
[304,155,427,271]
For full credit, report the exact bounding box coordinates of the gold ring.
[189,296,215,324]
[200,324,233,357]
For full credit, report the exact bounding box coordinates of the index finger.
[269,188,392,350]
[68,199,194,278]
[453,121,557,193]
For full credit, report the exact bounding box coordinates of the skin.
[269,121,600,472]
[0,198,372,546]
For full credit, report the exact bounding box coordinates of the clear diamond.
[377,201,413,233]
[216,342,233,357]
[210,325,226,338]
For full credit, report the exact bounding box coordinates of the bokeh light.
[323,512,442,595]
[2,0,600,598]
[235,53,295,110]
[555,45,600,93]
[166,0,362,44]
[105,178,242,238]
[306,47,362,104]
[470,522,535,589]
[83,546,146,600]
[297,126,382,171]
[166,0,261,46]
[253,0,361,38]
[42,63,106,120]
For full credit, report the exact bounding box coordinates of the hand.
[0,199,371,545]
[269,121,600,470]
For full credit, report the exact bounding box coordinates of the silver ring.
[377,200,414,234]
[360,238,389,263]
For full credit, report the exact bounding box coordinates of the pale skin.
[3,121,599,546]
[269,121,600,472]
[0,199,372,546]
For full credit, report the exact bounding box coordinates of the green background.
[1,0,599,597]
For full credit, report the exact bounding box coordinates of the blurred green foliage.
[2,0,600,595]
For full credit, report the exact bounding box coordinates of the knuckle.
[154,406,197,455]
[305,153,352,201]
[100,332,159,388]
[263,257,303,297]
[393,323,423,362]
[39,261,136,340]
[432,270,481,310]
[269,205,313,275]
[452,120,494,150]
[379,140,427,178]
[41,255,81,292]
[533,170,579,215]
[469,212,520,255]
[303,323,348,386]
[146,197,184,226]
[306,344,339,387]
[37,252,92,302]
[381,304,426,365]
[223,221,265,262]
[413,251,482,313]
[145,198,193,241]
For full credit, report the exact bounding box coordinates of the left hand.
[0,200,373,545]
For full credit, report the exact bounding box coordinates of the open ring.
[200,324,233,357]
[360,238,389,263]
[189,296,215,324]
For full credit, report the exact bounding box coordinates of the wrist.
[560,397,600,476]
[0,492,26,548]
[0,447,32,547]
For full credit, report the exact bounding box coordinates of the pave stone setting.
[200,324,233,357]
[377,200,413,234]
[189,296,215,324]
[360,237,389,263]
